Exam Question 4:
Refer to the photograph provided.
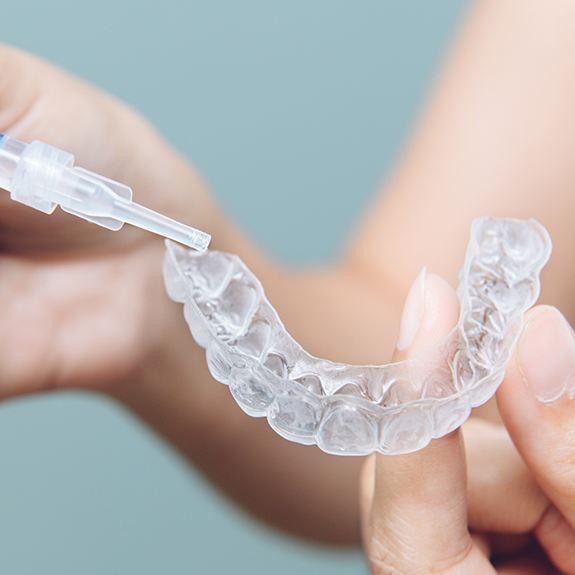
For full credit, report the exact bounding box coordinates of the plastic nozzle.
[0,133,211,251]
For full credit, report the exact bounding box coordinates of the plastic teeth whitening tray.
[0,134,210,251]
[164,217,552,456]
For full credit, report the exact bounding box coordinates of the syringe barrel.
[0,134,74,213]
[0,133,27,191]
[0,134,129,227]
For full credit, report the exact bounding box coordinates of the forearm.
[349,0,575,320]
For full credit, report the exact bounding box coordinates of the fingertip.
[394,269,460,362]
[517,306,575,403]
[419,272,460,352]
[498,305,575,421]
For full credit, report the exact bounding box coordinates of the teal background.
[0,1,468,573]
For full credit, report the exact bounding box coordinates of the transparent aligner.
[162,217,552,456]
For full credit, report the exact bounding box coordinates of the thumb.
[497,305,575,574]
[0,42,167,187]
[361,269,492,574]
[0,43,101,159]
[0,43,186,252]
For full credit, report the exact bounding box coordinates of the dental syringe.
[0,134,210,251]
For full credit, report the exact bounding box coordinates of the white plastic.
[0,133,210,251]
[163,217,552,456]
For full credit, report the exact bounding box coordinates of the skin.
[1,0,575,557]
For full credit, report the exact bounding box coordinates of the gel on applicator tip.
[0,133,211,251]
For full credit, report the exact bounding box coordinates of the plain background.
[0,1,468,573]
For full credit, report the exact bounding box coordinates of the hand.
[0,44,373,544]
[0,43,214,398]
[360,303,575,573]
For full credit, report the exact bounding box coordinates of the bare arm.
[350,0,575,312]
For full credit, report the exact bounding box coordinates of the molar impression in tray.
[163,217,551,455]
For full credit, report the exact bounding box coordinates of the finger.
[534,505,575,572]
[0,42,147,171]
[0,43,122,169]
[0,44,144,250]
[497,305,575,574]
[362,269,493,574]
[496,549,563,575]
[463,417,549,534]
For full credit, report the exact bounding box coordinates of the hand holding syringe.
[0,133,211,251]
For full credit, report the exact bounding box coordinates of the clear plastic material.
[0,133,210,251]
[164,217,552,456]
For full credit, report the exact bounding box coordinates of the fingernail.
[518,307,575,403]
[397,267,426,351]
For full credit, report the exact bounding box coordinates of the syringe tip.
[187,229,211,252]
